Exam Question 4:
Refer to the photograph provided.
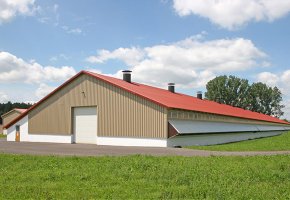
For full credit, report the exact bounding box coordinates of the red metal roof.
[4,70,289,129]
[86,71,288,125]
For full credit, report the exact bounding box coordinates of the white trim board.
[96,136,167,147]
[28,134,72,143]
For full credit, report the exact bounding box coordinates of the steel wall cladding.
[28,74,168,138]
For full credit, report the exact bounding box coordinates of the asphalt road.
[1,139,290,157]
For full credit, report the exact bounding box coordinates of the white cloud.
[256,70,290,119]
[0,0,40,24]
[0,91,8,103]
[62,26,82,35]
[37,4,84,35]
[283,99,290,120]
[49,54,69,62]
[256,72,279,86]
[38,16,49,24]
[35,83,56,99]
[256,70,290,94]
[37,3,59,26]
[67,28,82,34]
[87,36,266,89]
[86,47,145,66]
[173,0,290,30]
[0,51,76,83]
[281,70,290,83]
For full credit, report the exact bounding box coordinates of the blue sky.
[0,0,290,118]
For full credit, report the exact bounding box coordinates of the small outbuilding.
[1,108,27,135]
[4,71,290,147]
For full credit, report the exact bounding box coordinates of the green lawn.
[1,154,290,199]
[0,134,6,138]
[188,131,290,151]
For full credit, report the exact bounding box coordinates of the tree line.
[205,75,284,118]
[0,102,33,124]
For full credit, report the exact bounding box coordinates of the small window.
[16,125,20,132]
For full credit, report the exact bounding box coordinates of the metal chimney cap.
[122,70,132,83]
[197,91,203,99]
[122,70,132,73]
[168,83,175,93]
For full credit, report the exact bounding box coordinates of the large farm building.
[4,70,290,147]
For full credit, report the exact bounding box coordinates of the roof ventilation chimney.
[168,83,175,93]
[122,70,132,83]
[197,91,203,99]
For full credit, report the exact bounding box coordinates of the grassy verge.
[0,134,6,138]
[1,154,290,199]
[187,131,290,151]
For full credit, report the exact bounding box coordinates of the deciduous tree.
[205,76,284,118]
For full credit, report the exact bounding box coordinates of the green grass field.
[0,154,290,199]
[188,131,290,151]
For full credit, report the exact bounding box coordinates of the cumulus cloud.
[87,36,266,88]
[256,70,290,92]
[35,83,56,99]
[173,0,290,30]
[86,47,145,66]
[256,70,290,119]
[283,99,290,120]
[256,72,279,87]
[0,51,76,83]
[0,91,8,103]
[281,70,290,83]
[0,0,40,24]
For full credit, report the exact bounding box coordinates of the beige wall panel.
[168,109,289,126]
[0,125,2,134]
[28,74,168,138]
[3,112,21,127]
